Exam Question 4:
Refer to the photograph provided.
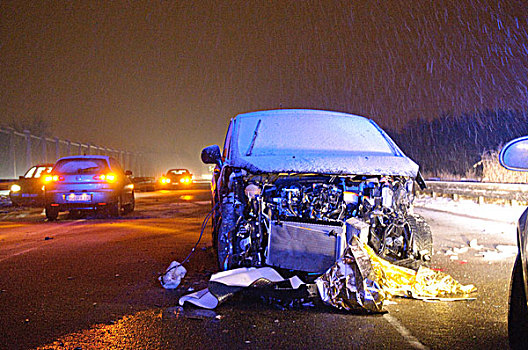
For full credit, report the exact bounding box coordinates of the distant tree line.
[388,109,528,177]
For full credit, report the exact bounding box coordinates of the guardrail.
[420,181,528,204]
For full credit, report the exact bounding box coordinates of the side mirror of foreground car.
[201,145,222,167]
[499,136,528,171]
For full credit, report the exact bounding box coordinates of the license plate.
[64,193,92,202]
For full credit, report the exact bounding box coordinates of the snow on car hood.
[226,109,419,177]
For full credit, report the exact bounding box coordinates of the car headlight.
[10,184,21,192]
[180,177,191,184]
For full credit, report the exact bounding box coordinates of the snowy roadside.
[414,194,523,261]
[414,194,526,224]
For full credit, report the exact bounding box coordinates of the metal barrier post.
[9,128,16,177]
[24,130,31,170]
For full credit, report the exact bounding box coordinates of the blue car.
[44,155,135,220]
[499,136,528,349]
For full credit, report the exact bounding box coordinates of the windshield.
[53,159,109,175]
[236,111,395,157]
[168,169,189,175]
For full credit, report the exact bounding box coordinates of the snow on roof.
[227,109,419,177]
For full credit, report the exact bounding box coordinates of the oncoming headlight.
[10,184,21,192]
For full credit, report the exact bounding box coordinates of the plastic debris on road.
[177,237,476,312]
[159,261,187,289]
[179,267,310,309]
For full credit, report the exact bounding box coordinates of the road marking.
[383,313,428,350]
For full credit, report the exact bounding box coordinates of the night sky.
[1,1,527,175]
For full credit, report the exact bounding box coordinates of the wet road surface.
[0,186,517,349]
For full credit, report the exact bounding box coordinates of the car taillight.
[93,173,117,183]
[43,175,64,183]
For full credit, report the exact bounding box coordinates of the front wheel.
[392,214,433,270]
[509,253,528,350]
[45,206,59,221]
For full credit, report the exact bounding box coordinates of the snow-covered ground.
[414,194,523,261]
[414,194,526,224]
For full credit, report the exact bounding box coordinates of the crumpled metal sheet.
[316,236,477,312]
[315,236,386,313]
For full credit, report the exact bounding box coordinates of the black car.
[499,136,528,349]
[157,169,193,189]
[9,164,54,206]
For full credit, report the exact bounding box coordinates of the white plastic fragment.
[179,267,305,309]
[159,261,187,289]
[453,247,469,254]
[469,239,483,250]
[495,245,517,255]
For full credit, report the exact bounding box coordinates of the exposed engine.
[216,170,431,273]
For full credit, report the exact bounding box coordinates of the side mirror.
[201,145,222,167]
[125,170,133,176]
[19,175,24,179]
[499,136,528,171]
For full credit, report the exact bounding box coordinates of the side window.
[222,119,233,160]
[24,166,37,178]
[109,158,124,174]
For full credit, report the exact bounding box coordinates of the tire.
[109,197,122,217]
[395,214,433,270]
[409,214,433,261]
[216,198,237,270]
[509,254,528,350]
[123,195,135,215]
[45,206,59,221]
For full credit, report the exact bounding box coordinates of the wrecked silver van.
[201,109,432,276]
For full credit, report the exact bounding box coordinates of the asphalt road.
[0,186,518,349]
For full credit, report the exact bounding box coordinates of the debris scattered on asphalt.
[179,267,310,310]
[469,239,483,250]
[166,306,218,320]
[177,236,476,313]
[159,261,187,289]
[442,239,517,261]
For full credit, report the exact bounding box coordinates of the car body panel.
[518,208,528,302]
[225,109,419,177]
[499,137,528,306]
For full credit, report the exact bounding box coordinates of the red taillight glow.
[43,175,64,183]
[93,173,117,183]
